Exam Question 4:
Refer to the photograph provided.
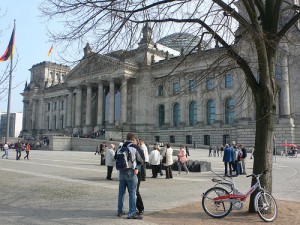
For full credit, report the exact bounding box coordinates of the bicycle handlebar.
[246,169,268,178]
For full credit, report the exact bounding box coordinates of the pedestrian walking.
[220,145,224,157]
[185,145,190,156]
[16,141,22,160]
[95,145,100,155]
[100,142,106,165]
[2,143,9,159]
[208,145,212,157]
[24,143,30,160]
[177,145,189,175]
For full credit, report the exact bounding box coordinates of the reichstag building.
[21,24,299,147]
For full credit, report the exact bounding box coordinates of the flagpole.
[5,20,15,144]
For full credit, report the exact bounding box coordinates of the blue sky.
[0,0,58,113]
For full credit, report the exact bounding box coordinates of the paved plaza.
[0,148,300,225]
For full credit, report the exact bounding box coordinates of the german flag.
[47,45,53,57]
[0,27,15,62]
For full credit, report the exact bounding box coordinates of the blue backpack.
[115,143,133,170]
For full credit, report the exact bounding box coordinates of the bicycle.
[202,170,277,222]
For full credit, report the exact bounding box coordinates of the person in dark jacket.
[223,144,234,176]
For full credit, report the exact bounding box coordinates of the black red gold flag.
[0,27,15,62]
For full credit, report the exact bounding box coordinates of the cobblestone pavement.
[0,148,299,225]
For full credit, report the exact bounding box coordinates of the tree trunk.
[248,88,276,213]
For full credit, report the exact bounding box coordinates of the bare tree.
[40,0,300,212]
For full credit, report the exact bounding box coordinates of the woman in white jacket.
[148,144,161,178]
[161,143,174,179]
[105,143,116,180]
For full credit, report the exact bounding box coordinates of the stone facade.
[21,24,300,148]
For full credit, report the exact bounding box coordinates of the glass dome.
[157,33,202,53]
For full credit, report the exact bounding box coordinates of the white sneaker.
[186,171,189,175]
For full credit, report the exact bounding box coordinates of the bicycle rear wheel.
[256,191,277,222]
[202,187,232,218]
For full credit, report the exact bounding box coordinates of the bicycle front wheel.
[255,191,277,222]
[202,187,232,218]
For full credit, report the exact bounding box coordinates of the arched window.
[225,98,235,124]
[173,103,180,126]
[207,100,216,125]
[189,101,197,126]
[50,72,54,80]
[158,105,165,127]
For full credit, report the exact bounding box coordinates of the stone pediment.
[66,53,126,81]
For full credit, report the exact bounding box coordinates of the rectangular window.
[206,77,214,90]
[158,85,164,96]
[48,103,50,111]
[173,82,179,94]
[189,80,196,92]
[225,74,233,88]
[223,134,230,146]
[61,101,64,110]
[170,135,175,143]
[204,135,210,145]
[155,136,160,143]
[54,102,57,110]
[186,135,192,144]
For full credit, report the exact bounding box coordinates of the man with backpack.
[115,133,144,219]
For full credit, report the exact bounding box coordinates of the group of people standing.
[223,142,248,177]
[97,133,192,220]
[209,145,224,157]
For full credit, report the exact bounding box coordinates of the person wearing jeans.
[223,144,234,176]
[2,143,9,159]
[117,133,144,219]
[118,169,138,217]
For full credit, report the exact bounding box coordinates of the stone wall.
[49,136,72,151]
[49,136,121,152]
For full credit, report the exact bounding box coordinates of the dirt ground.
[143,200,300,225]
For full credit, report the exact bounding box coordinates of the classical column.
[49,101,53,130]
[280,45,291,117]
[109,80,115,125]
[44,101,48,130]
[97,81,104,126]
[22,100,28,130]
[67,89,73,128]
[86,84,92,126]
[38,97,44,130]
[120,78,128,124]
[57,99,61,130]
[75,86,82,127]
[63,96,67,129]
[31,99,36,130]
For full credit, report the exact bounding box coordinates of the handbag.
[162,154,167,163]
